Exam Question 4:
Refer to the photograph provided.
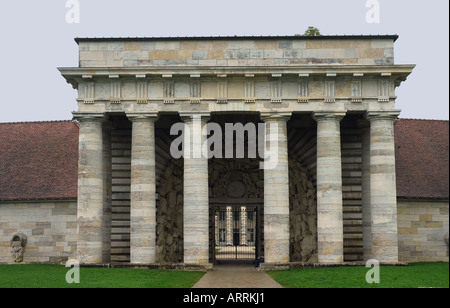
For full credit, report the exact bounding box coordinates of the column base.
[110,262,214,271]
[259,261,408,271]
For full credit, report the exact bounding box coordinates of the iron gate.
[214,206,258,260]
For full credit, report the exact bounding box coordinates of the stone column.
[261,112,291,264]
[74,113,110,264]
[313,111,346,263]
[181,112,210,264]
[240,206,247,246]
[365,110,401,263]
[226,206,233,246]
[128,113,158,264]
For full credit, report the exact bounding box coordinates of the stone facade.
[398,200,449,262]
[0,201,77,264]
[77,37,395,68]
[2,102,448,265]
[58,35,417,266]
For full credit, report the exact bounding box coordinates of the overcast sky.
[0,0,448,122]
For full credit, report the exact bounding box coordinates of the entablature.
[60,64,413,115]
[59,64,415,89]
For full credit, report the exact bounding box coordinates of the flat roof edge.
[75,35,399,44]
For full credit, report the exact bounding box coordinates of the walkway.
[192,263,283,288]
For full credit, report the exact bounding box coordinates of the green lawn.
[0,264,205,288]
[267,262,449,288]
[0,262,448,288]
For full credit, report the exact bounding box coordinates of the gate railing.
[214,206,257,260]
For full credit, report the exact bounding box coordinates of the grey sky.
[0,0,448,122]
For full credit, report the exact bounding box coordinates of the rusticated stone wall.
[209,159,263,199]
[156,158,184,263]
[289,154,318,262]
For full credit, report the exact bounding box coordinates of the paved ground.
[192,263,283,288]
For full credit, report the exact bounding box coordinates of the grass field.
[0,264,205,288]
[0,262,448,288]
[267,262,449,288]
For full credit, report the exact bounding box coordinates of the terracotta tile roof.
[0,121,79,201]
[395,119,449,200]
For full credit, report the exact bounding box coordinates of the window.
[247,229,254,243]
[219,229,226,242]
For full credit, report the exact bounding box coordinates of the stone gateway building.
[0,35,448,267]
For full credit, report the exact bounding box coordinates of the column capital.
[179,111,211,123]
[260,112,292,122]
[312,111,346,122]
[365,110,401,121]
[126,112,159,122]
[72,112,106,123]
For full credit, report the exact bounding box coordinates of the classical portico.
[60,35,414,267]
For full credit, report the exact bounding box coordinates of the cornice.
[58,64,415,89]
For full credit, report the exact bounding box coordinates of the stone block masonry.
[77,37,396,68]
[0,201,77,264]
[398,200,449,262]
